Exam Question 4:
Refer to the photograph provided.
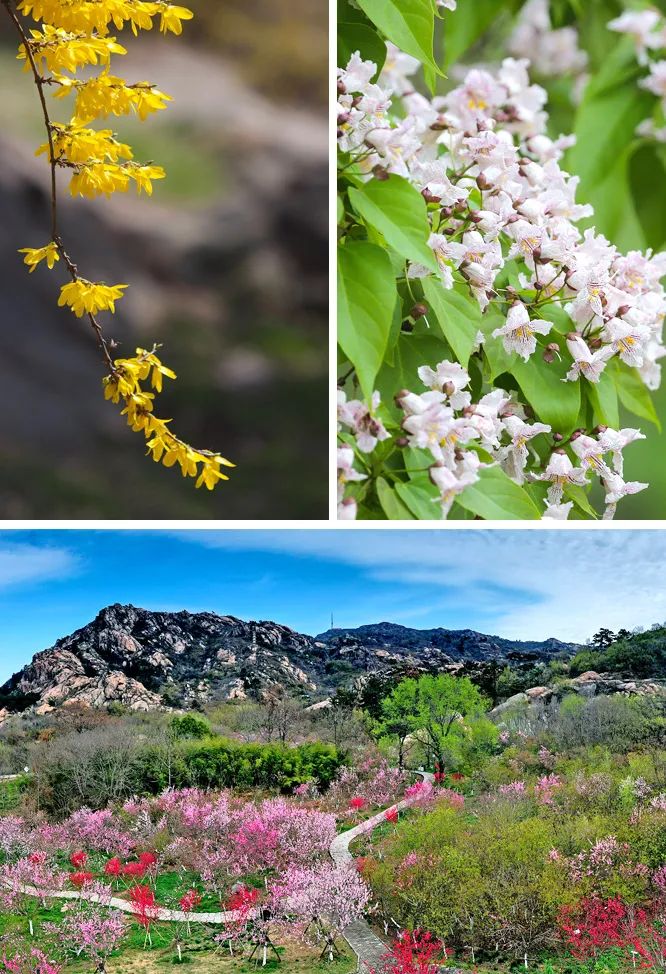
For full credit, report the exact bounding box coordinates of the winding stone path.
[331,771,435,973]
[13,882,241,924]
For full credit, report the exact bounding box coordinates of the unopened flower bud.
[594,425,608,435]
[337,112,352,125]
[476,173,490,191]
[454,199,467,213]
[589,338,602,349]
[570,431,581,441]
[566,332,581,342]
[440,206,453,219]
[337,80,346,95]
[553,448,566,455]
[617,305,630,317]
[469,211,482,223]
[443,382,455,396]
[372,166,389,181]
[395,437,409,448]
[422,189,441,204]
[553,432,563,442]
[410,303,428,320]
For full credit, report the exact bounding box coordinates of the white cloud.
[0,542,79,591]
[179,530,666,643]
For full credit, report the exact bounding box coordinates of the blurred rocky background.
[0,0,328,518]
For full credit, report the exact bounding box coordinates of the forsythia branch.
[1,0,235,490]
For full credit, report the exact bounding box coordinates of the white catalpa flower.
[536,452,588,503]
[338,52,377,93]
[603,317,651,368]
[337,447,366,512]
[598,427,646,477]
[608,11,662,65]
[498,415,551,485]
[337,391,390,453]
[492,303,552,361]
[602,473,649,520]
[417,360,471,409]
[542,500,574,520]
[430,453,480,517]
[565,335,615,383]
[570,434,612,478]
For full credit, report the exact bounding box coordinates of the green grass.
[0,902,355,974]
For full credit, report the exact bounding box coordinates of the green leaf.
[563,483,598,519]
[479,311,514,382]
[614,361,661,431]
[348,176,437,271]
[630,143,666,251]
[587,370,619,429]
[338,21,387,78]
[377,477,416,519]
[457,466,541,521]
[421,280,480,367]
[338,241,397,400]
[510,345,581,434]
[395,480,442,519]
[538,303,572,335]
[443,0,520,67]
[577,147,645,251]
[567,37,652,200]
[355,0,440,75]
[375,332,452,410]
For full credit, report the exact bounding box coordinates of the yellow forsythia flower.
[159,5,193,35]
[18,241,60,272]
[58,279,128,317]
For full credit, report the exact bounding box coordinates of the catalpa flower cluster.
[508,0,588,88]
[609,9,666,143]
[337,45,666,520]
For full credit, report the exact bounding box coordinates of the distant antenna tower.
[330,612,334,629]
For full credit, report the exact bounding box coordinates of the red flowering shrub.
[129,884,158,932]
[385,808,399,824]
[69,851,87,870]
[122,861,147,879]
[377,929,446,974]
[559,896,649,959]
[104,857,122,878]
[179,889,202,913]
[68,871,94,888]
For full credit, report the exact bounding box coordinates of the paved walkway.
[331,771,435,973]
[12,882,242,924]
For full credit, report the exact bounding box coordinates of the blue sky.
[0,529,665,684]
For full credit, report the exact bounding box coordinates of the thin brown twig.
[1,0,117,374]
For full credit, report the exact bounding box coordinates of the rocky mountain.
[317,623,574,662]
[0,605,581,718]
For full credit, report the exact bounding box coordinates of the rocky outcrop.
[490,672,666,716]
[2,606,579,716]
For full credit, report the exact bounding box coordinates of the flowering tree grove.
[337,0,666,520]
[1,0,234,490]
